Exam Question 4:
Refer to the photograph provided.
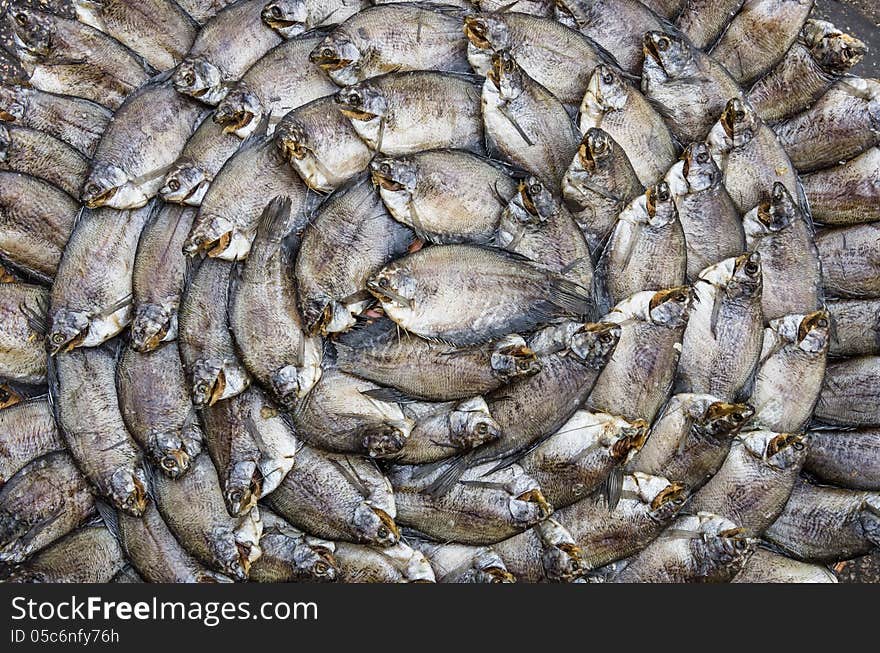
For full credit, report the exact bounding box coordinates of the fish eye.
[321,47,334,58]
[733,110,745,120]
[816,318,828,328]
[161,456,177,470]
[516,359,531,369]
[314,561,328,574]
[347,92,362,105]
[51,333,66,344]
[674,293,687,302]
[601,70,614,84]
[731,412,744,423]
[378,277,389,288]
[15,13,27,25]
[377,526,389,538]
[657,184,669,201]
[600,333,612,343]
[476,423,489,435]
[230,490,243,502]
[167,179,180,192]
[657,36,670,51]
[734,539,747,550]
[271,5,283,18]
[745,261,759,275]
[379,162,392,175]
[529,182,542,195]
[592,138,607,154]
[696,152,709,164]
[184,72,195,85]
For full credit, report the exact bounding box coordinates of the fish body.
[801,147,880,226]
[816,223,880,299]
[805,428,880,491]
[0,123,88,196]
[814,356,880,428]
[0,399,63,488]
[0,282,48,385]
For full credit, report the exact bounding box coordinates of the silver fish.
[492,519,586,582]
[0,83,111,156]
[664,142,745,278]
[687,430,807,535]
[707,97,798,214]
[261,0,369,39]
[709,0,816,85]
[48,205,151,354]
[764,480,880,563]
[308,4,470,86]
[371,149,517,245]
[0,399,63,487]
[773,78,880,173]
[159,113,243,206]
[587,287,692,423]
[749,311,829,432]
[676,0,746,50]
[176,0,237,25]
[630,394,753,491]
[481,50,581,188]
[117,342,204,479]
[0,451,95,563]
[610,512,757,582]
[51,346,150,516]
[742,183,821,321]
[295,175,413,335]
[641,31,743,143]
[816,223,880,299]
[595,182,686,312]
[334,71,484,155]
[579,64,677,187]
[8,5,151,109]
[274,96,373,193]
[130,204,195,352]
[676,254,763,401]
[214,33,336,139]
[267,445,400,547]
[801,147,880,226]
[248,508,338,583]
[83,82,206,209]
[562,127,643,253]
[805,428,880,491]
[0,171,79,282]
[0,282,48,385]
[178,258,251,407]
[827,298,880,357]
[0,123,88,196]
[748,19,866,123]
[813,356,880,428]
[413,540,514,583]
[229,197,321,407]
[368,244,592,346]
[72,0,197,71]
[732,547,837,583]
[334,540,435,583]
[173,0,283,106]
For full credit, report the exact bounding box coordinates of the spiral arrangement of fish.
[0,0,878,583]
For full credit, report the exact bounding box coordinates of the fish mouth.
[0,383,22,410]
[651,482,686,510]
[277,136,307,161]
[766,433,806,459]
[484,566,516,583]
[0,110,19,122]
[83,185,118,208]
[365,279,407,307]
[372,507,400,546]
[463,17,491,50]
[47,329,87,356]
[611,421,650,461]
[339,107,376,122]
[235,542,255,578]
[217,109,254,134]
[196,231,233,258]
[516,488,553,519]
[226,478,262,517]
[371,169,404,191]
[577,140,597,170]
[158,449,190,478]
[798,310,830,342]
[123,476,149,516]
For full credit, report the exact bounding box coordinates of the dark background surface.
[0,0,877,583]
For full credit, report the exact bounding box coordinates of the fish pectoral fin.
[360,386,420,404]
[602,467,624,513]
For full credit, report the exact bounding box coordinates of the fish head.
[610,417,650,462]
[184,214,251,260]
[0,383,23,410]
[261,0,308,38]
[370,155,417,195]
[0,84,26,122]
[576,128,620,179]
[537,520,585,582]
[643,31,694,80]
[796,309,831,354]
[569,322,621,368]
[741,430,809,471]
[8,5,53,58]
[681,142,721,193]
[490,333,541,381]
[720,98,757,148]
[46,308,89,355]
[497,176,555,245]
[449,397,502,450]
[82,162,129,208]
[334,82,387,123]
[190,358,230,407]
[727,251,762,299]
[160,162,210,205]
[803,20,866,74]
[310,32,361,85]
[110,467,150,517]
[644,181,677,227]
[487,49,524,100]
[469,549,515,583]
[151,425,202,479]
[860,496,880,548]
[214,84,263,138]
[225,460,262,516]
[274,116,311,162]
[463,13,508,52]
[748,181,797,236]
[362,421,411,459]
[292,540,339,582]
[699,401,754,441]
[629,473,688,521]
[173,57,224,105]
[269,363,311,408]
[353,503,400,547]
[585,65,628,113]
[366,263,416,309]
[506,476,553,526]
[648,286,692,328]
[130,302,176,353]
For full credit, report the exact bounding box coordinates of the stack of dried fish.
[1,0,877,584]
